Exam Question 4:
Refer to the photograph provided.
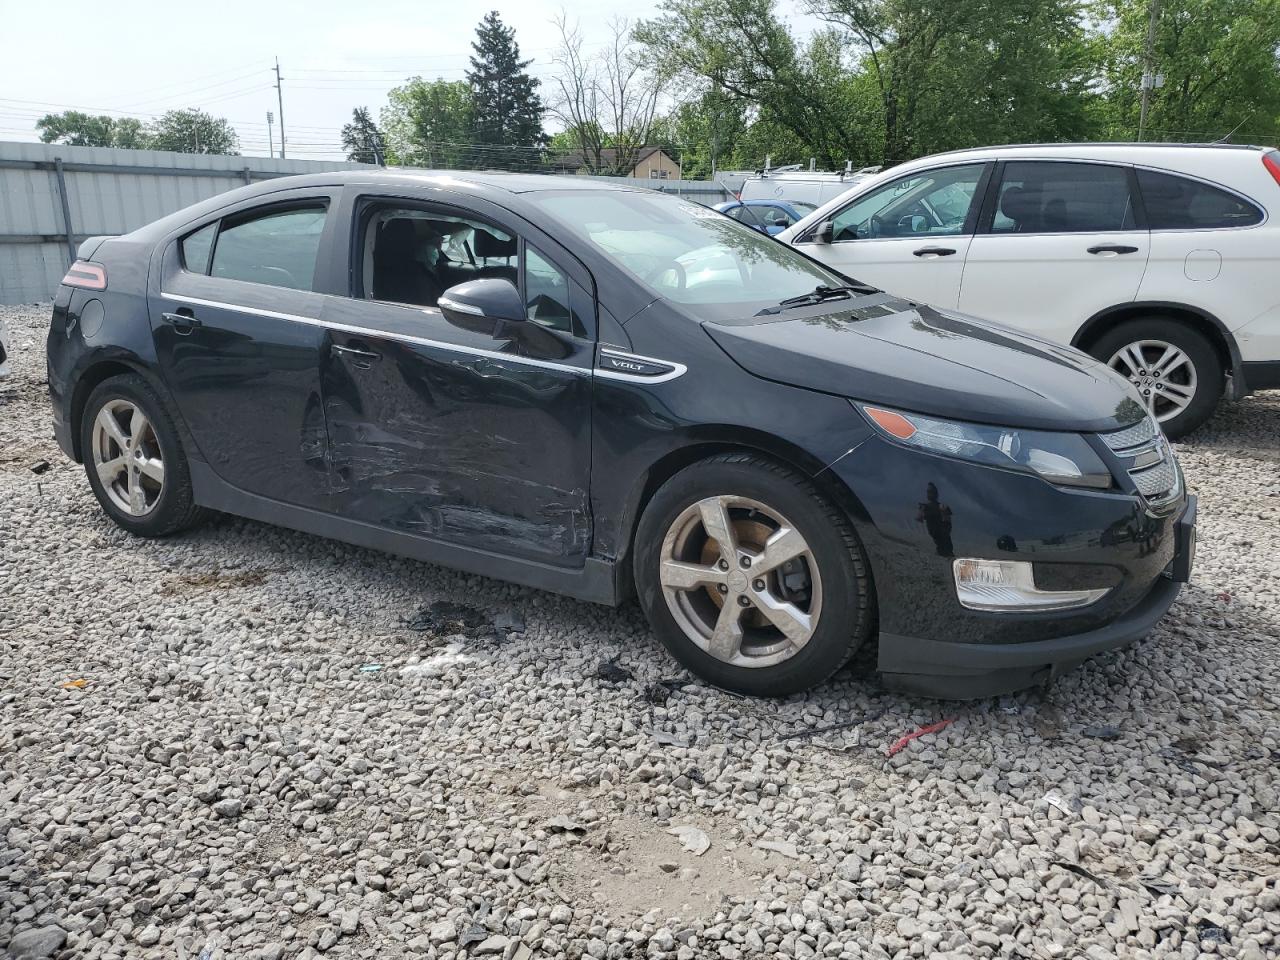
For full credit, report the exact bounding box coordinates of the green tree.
[1095,0,1280,142]
[36,112,146,148]
[466,11,546,169]
[341,106,384,164]
[145,109,240,155]
[381,78,475,167]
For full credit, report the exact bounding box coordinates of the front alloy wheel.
[659,495,822,668]
[634,454,873,697]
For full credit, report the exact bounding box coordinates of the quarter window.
[1137,169,1262,229]
[828,164,985,241]
[181,222,217,274]
[991,162,1135,234]
[524,245,573,332]
[208,205,328,290]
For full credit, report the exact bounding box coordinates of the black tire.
[79,373,207,537]
[1088,317,1222,439]
[633,453,874,697]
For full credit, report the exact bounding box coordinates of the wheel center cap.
[727,570,748,591]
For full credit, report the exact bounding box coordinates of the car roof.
[901,142,1270,166]
[249,169,654,195]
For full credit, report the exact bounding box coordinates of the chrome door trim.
[159,291,591,376]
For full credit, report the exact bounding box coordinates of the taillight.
[1263,151,1280,187]
[62,260,107,291]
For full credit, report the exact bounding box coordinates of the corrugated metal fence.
[0,140,731,305]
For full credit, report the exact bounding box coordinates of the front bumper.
[827,436,1196,698]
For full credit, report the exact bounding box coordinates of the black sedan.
[46,171,1196,698]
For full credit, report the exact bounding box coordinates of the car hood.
[703,292,1146,433]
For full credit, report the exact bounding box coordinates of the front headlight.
[857,404,1113,489]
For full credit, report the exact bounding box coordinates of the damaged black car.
[46,171,1196,698]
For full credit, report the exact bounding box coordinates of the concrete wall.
[0,141,730,304]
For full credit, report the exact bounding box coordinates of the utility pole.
[267,110,275,158]
[274,58,287,159]
[1137,0,1161,142]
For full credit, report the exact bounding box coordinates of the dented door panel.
[318,296,593,567]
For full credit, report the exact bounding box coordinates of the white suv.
[779,143,1280,437]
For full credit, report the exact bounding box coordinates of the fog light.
[953,559,1110,612]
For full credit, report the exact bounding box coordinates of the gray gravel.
[2,300,1278,960]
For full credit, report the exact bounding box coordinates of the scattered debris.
[643,678,684,705]
[29,459,50,475]
[1196,920,1230,943]
[545,814,586,834]
[1082,725,1123,741]
[1052,861,1108,888]
[406,600,492,637]
[595,658,633,683]
[779,707,888,741]
[651,729,691,748]
[666,824,710,856]
[1215,591,1233,602]
[1141,879,1180,898]
[755,839,800,859]
[399,643,471,678]
[1037,792,1077,816]
[886,718,955,757]
[458,900,492,948]
[658,860,679,873]
[682,766,705,785]
[358,664,383,673]
[61,678,88,689]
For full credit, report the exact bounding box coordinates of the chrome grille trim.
[1100,416,1158,453]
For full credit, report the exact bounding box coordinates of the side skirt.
[189,461,620,606]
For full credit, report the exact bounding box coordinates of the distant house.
[550,146,682,180]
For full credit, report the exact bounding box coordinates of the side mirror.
[813,220,835,244]
[438,278,525,325]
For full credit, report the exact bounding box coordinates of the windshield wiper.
[756,282,881,316]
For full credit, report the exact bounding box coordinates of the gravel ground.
[2,300,1278,960]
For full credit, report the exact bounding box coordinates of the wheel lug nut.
[753,579,765,591]
[717,559,728,571]
[717,584,728,594]
[737,596,751,607]
[740,557,751,568]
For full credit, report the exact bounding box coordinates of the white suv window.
[1137,169,1263,230]
[829,164,985,241]
[991,162,1135,234]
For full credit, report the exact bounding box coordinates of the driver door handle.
[913,246,957,258]
[331,343,381,368]
[1087,244,1139,255]
[161,311,202,334]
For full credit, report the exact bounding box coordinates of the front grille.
[1131,457,1177,498]
[1099,416,1180,505]
[1099,416,1158,454]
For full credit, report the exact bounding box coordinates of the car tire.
[1088,317,1222,439]
[633,453,874,697]
[80,373,207,537]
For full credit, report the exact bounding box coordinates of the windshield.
[526,190,845,317]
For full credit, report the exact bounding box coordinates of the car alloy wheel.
[1107,339,1198,424]
[91,398,165,516]
[658,495,822,668]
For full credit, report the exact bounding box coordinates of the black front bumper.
[876,495,1196,699]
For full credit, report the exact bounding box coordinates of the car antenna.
[1211,118,1248,144]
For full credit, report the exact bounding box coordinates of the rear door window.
[1137,169,1263,229]
[991,162,1136,234]
[208,205,328,290]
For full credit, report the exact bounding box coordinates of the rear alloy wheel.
[80,373,206,537]
[634,454,873,697]
[1089,318,1221,439]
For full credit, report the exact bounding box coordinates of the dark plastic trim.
[189,461,620,605]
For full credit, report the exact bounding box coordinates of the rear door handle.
[161,311,202,334]
[331,343,381,368]
[1087,244,1139,255]
[913,246,957,257]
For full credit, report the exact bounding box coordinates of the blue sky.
[0,0,692,159]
